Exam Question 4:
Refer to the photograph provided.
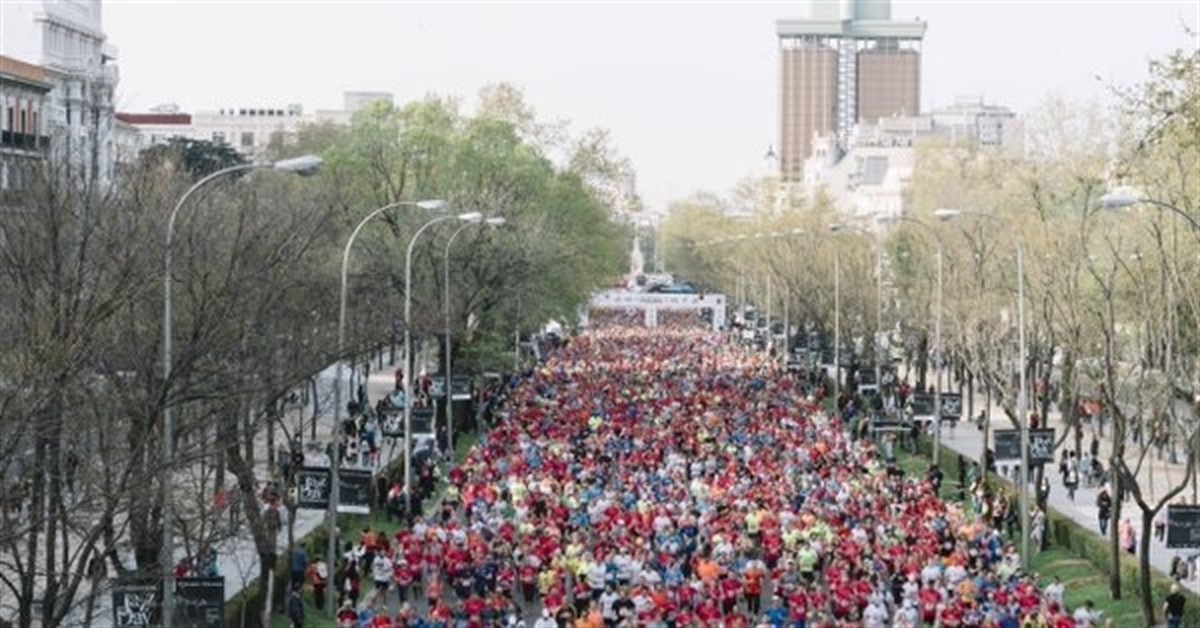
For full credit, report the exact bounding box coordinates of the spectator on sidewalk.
[286,583,305,628]
[290,545,309,590]
[1065,463,1079,501]
[1163,583,1187,628]
[1099,487,1113,535]
[1097,487,1113,536]
[307,557,327,611]
[1120,519,1137,555]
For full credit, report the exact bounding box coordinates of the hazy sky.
[15,1,1200,210]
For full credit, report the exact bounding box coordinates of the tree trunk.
[1110,450,1123,599]
[1139,509,1155,625]
[916,335,929,392]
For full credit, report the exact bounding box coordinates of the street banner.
[295,467,331,510]
[870,419,909,433]
[993,428,1056,463]
[909,394,936,420]
[412,407,434,434]
[112,578,161,627]
[174,577,224,628]
[338,468,373,514]
[939,393,963,420]
[1167,505,1200,549]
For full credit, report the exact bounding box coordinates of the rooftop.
[0,55,50,89]
[116,112,193,125]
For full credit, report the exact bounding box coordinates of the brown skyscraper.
[777,0,926,181]
[778,43,838,181]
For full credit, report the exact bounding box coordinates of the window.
[240,131,254,148]
[212,131,226,144]
[19,110,26,134]
[5,107,12,133]
[31,111,38,135]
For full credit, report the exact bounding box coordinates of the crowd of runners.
[301,320,1100,628]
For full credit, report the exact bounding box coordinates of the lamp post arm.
[1140,198,1200,232]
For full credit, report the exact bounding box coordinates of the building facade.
[0,55,53,191]
[117,91,395,162]
[776,0,925,181]
[802,97,1023,226]
[1,0,119,186]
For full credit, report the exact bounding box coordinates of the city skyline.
[4,1,1196,212]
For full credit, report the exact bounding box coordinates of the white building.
[117,91,394,162]
[1,0,119,186]
[314,90,394,125]
[801,96,1022,226]
[114,104,192,153]
[190,104,306,158]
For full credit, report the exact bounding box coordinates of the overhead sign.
[993,428,1056,463]
[870,419,909,433]
[411,407,434,435]
[910,393,936,419]
[294,466,373,514]
[940,393,963,420]
[112,578,161,627]
[1167,505,1200,549]
[338,468,373,515]
[174,577,224,628]
[296,467,331,510]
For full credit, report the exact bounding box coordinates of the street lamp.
[161,155,322,628]
[403,211,483,512]
[1099,190,1200,231]
[937,206,1032,571]
[889,215,945,466]
[327,197,444,613]
[830,223,884,418]
[443,215,505,457]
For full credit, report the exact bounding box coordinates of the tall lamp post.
[403,211,483,512]
[443,216,505,456]
[161,155,321,628]
[934,207,1031,570]
[328,197,445,613]
[830,223,884,415]
[767,228,807,359]
[888,216,945,465]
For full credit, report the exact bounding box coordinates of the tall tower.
[776,0,925,181]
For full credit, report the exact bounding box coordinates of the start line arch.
[586,290,727,329]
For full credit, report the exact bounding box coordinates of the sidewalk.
[215,359,404,603]
[74,352,412,626]
[922,368,1200,594]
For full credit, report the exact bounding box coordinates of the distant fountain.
[628,233,645,288]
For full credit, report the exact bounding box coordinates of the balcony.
[0,131,51,154]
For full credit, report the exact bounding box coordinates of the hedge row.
[221,473,382,627]
[914,436,1200,626]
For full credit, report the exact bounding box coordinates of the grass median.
[262,430,481,628]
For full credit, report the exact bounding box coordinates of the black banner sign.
[112,578,161,627]
[174,577,224,628]
[412,407,434,434]
[295,467,331,510]
[338,468,373,515]
[909,393,936,419]
[993,428,1056,463]
[1167,505,1200,549]
[870,419,908,433]
[940,393,963,420]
